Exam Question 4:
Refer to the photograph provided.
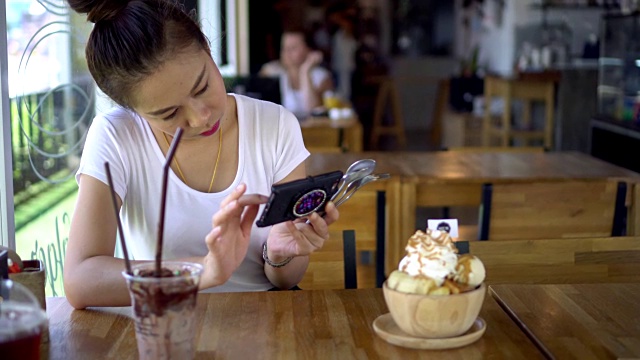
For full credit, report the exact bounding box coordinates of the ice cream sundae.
[387,229,485,295]
[382,229,487,339]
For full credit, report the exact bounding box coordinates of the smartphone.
[256,170,343,227]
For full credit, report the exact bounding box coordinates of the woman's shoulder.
[90,106,146,135]
[259,60,284,76]
[84,107,151,153]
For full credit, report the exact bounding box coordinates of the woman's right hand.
[200,183,267,289]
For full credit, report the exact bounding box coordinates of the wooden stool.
[441,110,483,149]
[371,77,407,149]
[430,78,451,147]
[482,75,557,148]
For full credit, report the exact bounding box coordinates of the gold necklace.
[162,123,222,193]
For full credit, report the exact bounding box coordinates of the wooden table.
[43,289,543,359]
[300,116,363,152]
[490,283,640,360]
[307,151,640,274]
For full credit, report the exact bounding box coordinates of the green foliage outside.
[15,184,77,297]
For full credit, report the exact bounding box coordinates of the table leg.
[344,122,363,152]
[629,182,640,236]
[390,181,417,273]
[384,178,401,276]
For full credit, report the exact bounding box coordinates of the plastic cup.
[122,262,203,360]
[323,91,341,109]
[0,279,48,360]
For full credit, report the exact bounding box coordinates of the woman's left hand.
[300,51,323,73]
[266,201,340,259]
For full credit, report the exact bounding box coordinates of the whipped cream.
[398,229,458,286]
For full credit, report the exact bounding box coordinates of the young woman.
[64,0,339,309]
[259,30,334,118]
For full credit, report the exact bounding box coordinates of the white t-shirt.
[76,94,310,292]
[260,61,331,117]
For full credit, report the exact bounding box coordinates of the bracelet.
[262,243,293,268]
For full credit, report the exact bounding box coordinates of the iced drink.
[0,280,48,360]
[122,261,202,360]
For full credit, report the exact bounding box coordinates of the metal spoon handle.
[334,173,390,208]
[305,173,390,224]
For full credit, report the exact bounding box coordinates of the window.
[1,0,94,296]
[199,0,248,76]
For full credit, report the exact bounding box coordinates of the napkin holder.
[9,259,49,343]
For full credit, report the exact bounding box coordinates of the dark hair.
[281,28,316,50]
[67,0,210,108]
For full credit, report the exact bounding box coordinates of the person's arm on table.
[64,176,264,309]
[299,51,333,112]
[65,175,140,309]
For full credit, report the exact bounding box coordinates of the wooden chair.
[298,230,357,290]
[328,190,386,288]
[371,77,406,149]
[478,180,628,240]
[436,147,548,238]
[455,236,640,284]
[430,78,450,147]
[482,75,557,148]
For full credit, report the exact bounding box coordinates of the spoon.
[332,159,377,201]
[331,167,369,202]
[306,159,377,224]
[334,173,391,207]
[330,159,376,204]
[347,159,376,177]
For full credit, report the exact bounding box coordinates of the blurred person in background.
[260,29,334,118]
[328,5,358,102]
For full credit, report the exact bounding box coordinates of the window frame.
[0,3,16,249]
[198,0,249,76]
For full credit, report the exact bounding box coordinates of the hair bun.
[67,0,130,23]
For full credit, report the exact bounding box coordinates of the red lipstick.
[200,120,220,137]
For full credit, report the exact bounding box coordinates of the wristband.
[262,243,293,268]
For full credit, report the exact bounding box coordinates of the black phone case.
[256,170,343,227]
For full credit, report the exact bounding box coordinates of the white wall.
[480,2,516,76]
[455,0,604,76]
[454,0,519,76]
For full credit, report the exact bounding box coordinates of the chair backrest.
[298,230,357,290]
[478,180,627,240]
[327,189,386,288]
[455,236,640,284]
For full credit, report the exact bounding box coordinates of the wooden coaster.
[373,313,486,350]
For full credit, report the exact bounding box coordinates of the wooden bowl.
[383,282,486,338]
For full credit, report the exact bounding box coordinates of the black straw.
[104,162,132,275]
[155,127,183,276]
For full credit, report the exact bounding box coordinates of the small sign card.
[427,219,459,238]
